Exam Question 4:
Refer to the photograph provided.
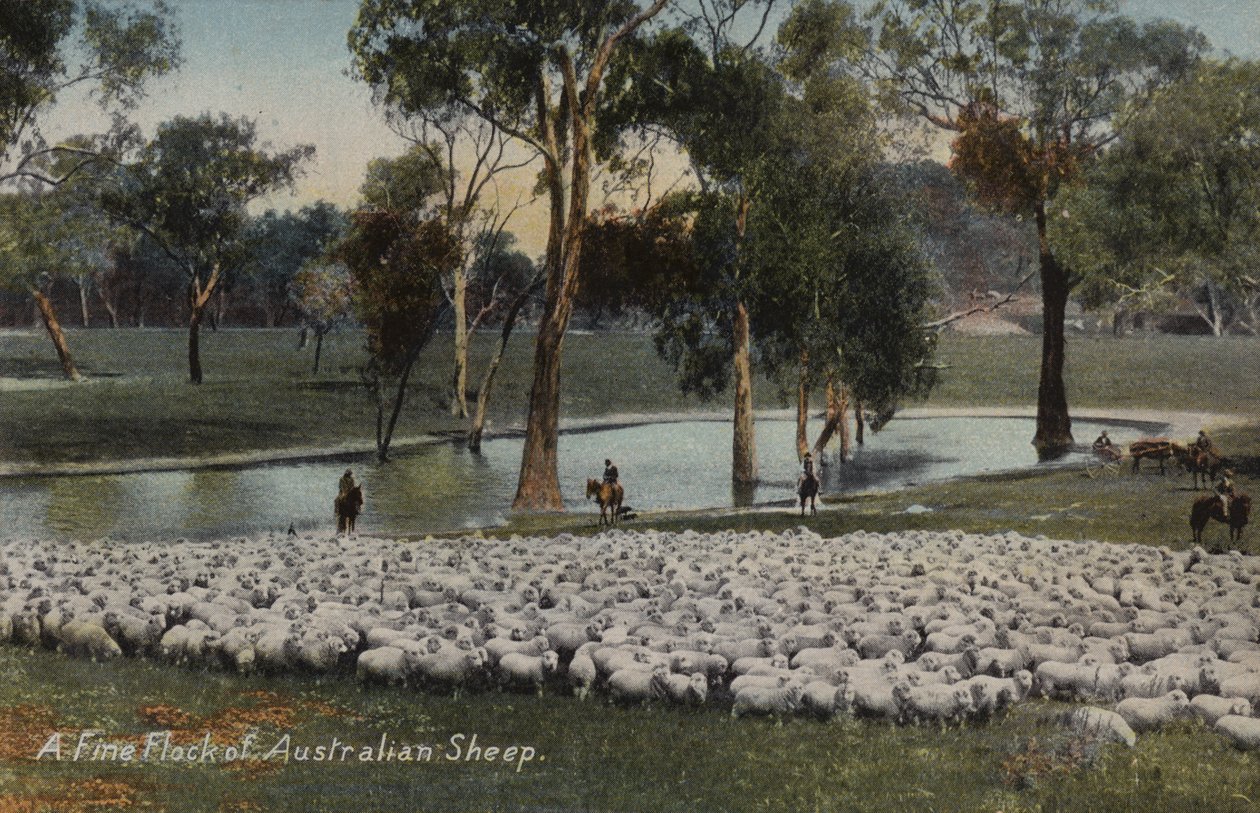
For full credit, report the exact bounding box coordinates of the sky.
[42,0,1260,258]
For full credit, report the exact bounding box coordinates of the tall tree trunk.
[1207,283,1225,337]
[451,260,469,418]
[1033,202,1073,458]
[732,300,757,485]
[810,376,849,461]
[469,278,538,453]
[796,351,810,460]
[836,384,851,461]
[32,289,81,382]
[312,328,324,375]
[188,304,204,384]
[97,286,119,329]
[513,79,583,512]
[377,342,422,462]
[76,277,90,327]
[854,399,865,446]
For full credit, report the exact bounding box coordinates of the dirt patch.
[0,778,142,813]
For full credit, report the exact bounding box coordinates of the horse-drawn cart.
[1085,445,1124,478]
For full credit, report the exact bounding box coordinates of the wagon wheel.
[1085,459,1122,478]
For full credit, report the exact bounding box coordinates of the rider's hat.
[344,468,353,476]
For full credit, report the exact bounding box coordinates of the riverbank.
[0,406,1238,479]
[2,330,1258,468]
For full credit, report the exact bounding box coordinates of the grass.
[2,328,1259,811]
[1,329,1258,465]
[3,646,1260,813]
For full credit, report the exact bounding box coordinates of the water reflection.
[0,416,1138,541]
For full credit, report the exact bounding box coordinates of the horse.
[1129,438,1182,475]
[586,479,624,527]
[1190,491,1250,549]
[1176,446,1228,490]
[335,485,364,535]
[798,473,819,516]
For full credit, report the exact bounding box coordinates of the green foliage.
[292,260,354,332]
[339,211,460,376]
[1053,59,1260,328]
[0,0,180,182]
[359,145,444,215]
[241,202,348,325]
[105,113,314,285]
[868,0,1208,210]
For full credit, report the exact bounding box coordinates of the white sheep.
[1063,706,1137,747]
[356,646,411,686]
[731,681,805,718]
[1189,694,1253,726]
[892,682,974,725]
[607,665,669,704]
[1115,690,1191,732]
[497,650,560,692]
[1215,714,1260,750]
[57,620,122,661]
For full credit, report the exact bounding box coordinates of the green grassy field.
[1,328,1258,465]
[2,328,1260,812]
[4,646,1260,813]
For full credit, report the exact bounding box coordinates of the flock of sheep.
[5,526,1260,752]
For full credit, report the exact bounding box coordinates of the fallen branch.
[923,258,1034,333]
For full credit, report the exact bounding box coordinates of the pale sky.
[42,0,1260,258]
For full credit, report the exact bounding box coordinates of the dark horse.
[798,473,819,516]
[586,479,623,527]
[1175,446,1228,490]
[335,485,364,535]
[1190,491,1250,549]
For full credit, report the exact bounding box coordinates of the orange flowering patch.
[0,705,60,762]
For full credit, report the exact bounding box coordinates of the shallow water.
[0,416,1141,541]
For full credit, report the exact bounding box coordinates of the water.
[0,416,1139,541]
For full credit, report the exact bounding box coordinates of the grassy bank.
[1,329,1258,466]
[2,646,1259,813]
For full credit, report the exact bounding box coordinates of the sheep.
[356,646,412,686]
[1214,715,1260,751]
[56,620,122,661]
[1189,695,1253,726]
[497,650,560,693]
[607,665,669,704]
[415,647,488,689]
[1063,706,1137,748]
[1115,690,1191,732]
[800,682,856,720]
[731,681,805,719]
[568,648,598,700]
[658,671,708,705]
[892,682,974,725]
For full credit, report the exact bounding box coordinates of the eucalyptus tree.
[1054,59,1260,336]
[865,0,1207,455]
[350,0,673,511]
[0,0,180,187]
[241,202,347,329]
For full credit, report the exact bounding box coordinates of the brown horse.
[335,485,364,534]
[1176,447,1228,490]
[1130,438,1184,474]
[798,473,819,516]
[1190,491,1250,549]
[586,479,623,527]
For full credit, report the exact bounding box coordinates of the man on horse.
[603,459,619,486]
[339,468,357,499]
[1196,430,1214,454]
[1216,469,1236,520]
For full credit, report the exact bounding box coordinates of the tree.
[602,0,792,486]
[292,260,354,375]
[1054,60,1260,336]
[351,0,673,511]
[0,190,93,379]
[241,202,348,328]
[103,114,313,383]
[866,0,1207,455]
[341,211,460,461]
[0,0,180,187]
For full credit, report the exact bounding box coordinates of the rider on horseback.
[603,459,619,486]
[1217,469,1236,520]
[338,468,357,498]
[799,452,817,488]
[1196,430,1214,454]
